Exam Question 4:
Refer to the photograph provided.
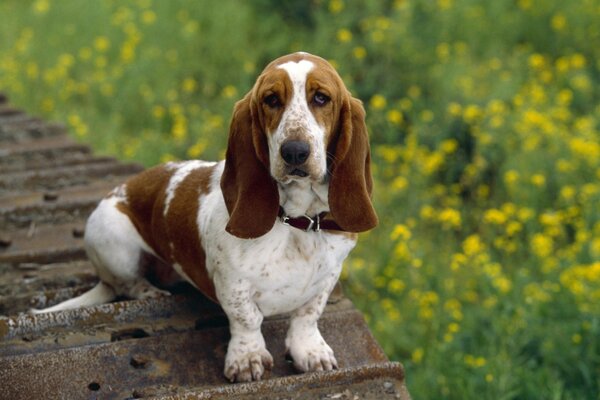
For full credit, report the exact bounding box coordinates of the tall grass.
[1,1,599,398]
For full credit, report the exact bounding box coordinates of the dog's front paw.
[286,334,338,372]
[224,345,273,382]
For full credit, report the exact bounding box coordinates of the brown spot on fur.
[115,163,218,302]
[165,165,217,301]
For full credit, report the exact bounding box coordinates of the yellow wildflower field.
[1,1,599,398]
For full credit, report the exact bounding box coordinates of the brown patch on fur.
[253,67,291,136]
[115,165,174,254]
[221,95,279,239]
[165,166,217,301]
[327,96,378,232]
[116,163,218,302]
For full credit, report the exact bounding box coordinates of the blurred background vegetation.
[1,0,600,398]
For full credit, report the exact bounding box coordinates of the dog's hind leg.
[31,195,167,314]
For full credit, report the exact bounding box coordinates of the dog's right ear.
[220,93,279,239]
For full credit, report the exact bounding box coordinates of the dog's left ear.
[328,94,378,232]
[220,93,279,239]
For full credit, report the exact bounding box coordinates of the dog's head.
[221,52,378,238]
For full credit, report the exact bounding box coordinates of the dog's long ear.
[328,94,378,232]
[220,93,279,239]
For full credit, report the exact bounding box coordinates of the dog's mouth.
[277,166,318,184]
[289,168,308,178]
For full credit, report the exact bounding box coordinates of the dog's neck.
[278,179,329,218]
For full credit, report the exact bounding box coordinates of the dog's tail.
[30,282,116,314]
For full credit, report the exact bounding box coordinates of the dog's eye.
[313,92,330,106]
[264,94,282,108]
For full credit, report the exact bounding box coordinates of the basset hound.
[34,52,378,382]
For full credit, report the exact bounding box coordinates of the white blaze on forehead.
[277,59,314,90]
[163,160,217,216]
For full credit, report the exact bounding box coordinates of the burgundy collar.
[278,208,344,232]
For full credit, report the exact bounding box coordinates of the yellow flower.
[560,186,576,201]
[528,53,546,70]
[440,139,458,154]
[570,53,586,69]
[464,355,486,368]
[494,276,512,293]
[423,152,443,175]
[463,234,484,256]
[353,46,367,60]
[152,105,165,119]
[94,36,111,52]
[571,75,591,92]
[506,221,522,236]
[399,98,413,111]
[557,89,573,106]
[388,279,406,294]
[142,10,156,24]
[120,42,136,63]
[447,102,462,117]
[386,109,403,125]
[407,85,421,98]
[484,209,507,225]
[504,170,519,186]
[370,30,385,43]
[412,348,424,364]
[436,0,453,9]
[551,13,567,31]
[171,115,188,141]
[182,78,197,93]
[530,233,553,258]
[436,42,450,60]
[531,174,546,187]
[329,0,344,14]
[439,208,462,229]
[221,85,237,98]
[370,94,387,110]
[420,110,434,122]
[463,104,482,123]
[518,207,534,222]
[420,205,435,220]
[394,242,410,260]
[337,28,352,43]
[187,140,207,158]
[391,224,412,241]
[32,0,50,14]
[556,57,570,73]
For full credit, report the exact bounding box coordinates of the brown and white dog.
[34,52,378,382]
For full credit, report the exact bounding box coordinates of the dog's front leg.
[217,279,273,382]
[285,280,338,372]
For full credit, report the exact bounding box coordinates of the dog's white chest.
[245,229,353,316]
[198,195,356,317]
[241,230,353,315]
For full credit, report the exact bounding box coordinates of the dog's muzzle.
[280,140,310,177]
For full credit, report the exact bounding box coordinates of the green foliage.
[1,1,600,399]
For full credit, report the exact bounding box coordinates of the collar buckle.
[280,213,320,232]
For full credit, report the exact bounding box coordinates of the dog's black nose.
[280,140,310,166]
